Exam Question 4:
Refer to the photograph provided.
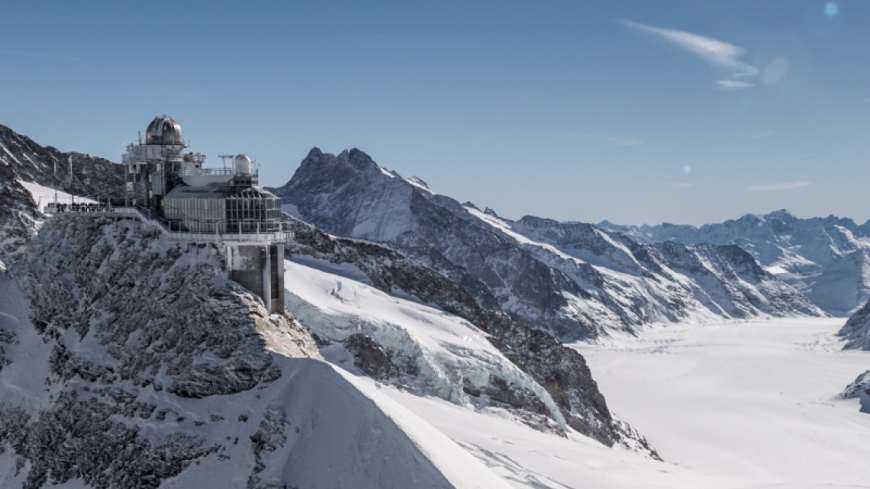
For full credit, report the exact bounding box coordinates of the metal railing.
[45,203,293,243]
[177,167,237,177]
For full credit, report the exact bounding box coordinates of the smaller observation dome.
[145,115,184,145]
[234,154,253,175]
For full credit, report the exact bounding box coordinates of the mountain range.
[600,211,870,316]
[274,148,824,342]
[0,124,659,486]
[1,122,866,488]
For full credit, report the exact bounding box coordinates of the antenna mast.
[68,156,74,204]
[218,154,235,171]
[53,160,58,204]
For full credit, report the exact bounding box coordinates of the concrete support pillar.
[227,243,284,313]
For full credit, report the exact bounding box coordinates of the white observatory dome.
[234,154,253,175]
[145,115,183,146]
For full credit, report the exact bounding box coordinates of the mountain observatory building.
[123,115,286,313]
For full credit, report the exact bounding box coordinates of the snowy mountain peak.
[279,148,823,342]
[765,209,798,221]
[406,175,430,190]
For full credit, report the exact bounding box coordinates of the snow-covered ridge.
[277,147,823,342]
[601,210,870,315]
[470,208,823,335]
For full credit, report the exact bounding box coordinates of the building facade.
[123,115,286,313]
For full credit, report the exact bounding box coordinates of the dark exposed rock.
[0,391,215,489]
[0,216,320,488]
[248,406,290,489]
[13,216,317,398]
[840,300,870,351]
[0,325,13,371]
[344,333,402,380]
[841,371,870,414]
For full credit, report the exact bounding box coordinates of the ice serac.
[839,299,870,351]
[275,148,822,341]
[601,209,870,315]
[283,219,658,455]
[0,215,504,489]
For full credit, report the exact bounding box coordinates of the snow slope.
[163,358,513,489]
[383,386,742,489]
[369,318,870,489]
[574,318,870,488]
[284,257,567,430]
[17,179,95,211]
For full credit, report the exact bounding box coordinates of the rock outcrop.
[841,371,870,414]
[840,300,870,351]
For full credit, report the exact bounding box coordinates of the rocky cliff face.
[0,215,323,488]
[0,124,123,201]
[275,148,822,340]
[601,210,870,315]
[840,300,870,351]
[284,219,657,455]
[0,124,124,266]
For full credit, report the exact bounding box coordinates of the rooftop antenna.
[68,156,74,204]
[218,154,234,171]
[53,159,58,205]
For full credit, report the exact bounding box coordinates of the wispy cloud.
[609,136,643,148]
[747,181,811,192]
[621,19,758,88]
[717,79,754,90]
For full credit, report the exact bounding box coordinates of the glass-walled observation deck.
[162,184,281,234]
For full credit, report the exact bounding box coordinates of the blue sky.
[1,0,868,225]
